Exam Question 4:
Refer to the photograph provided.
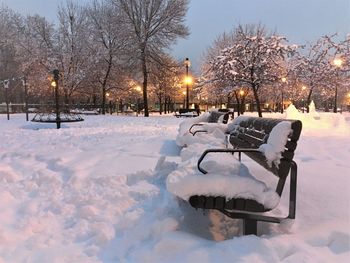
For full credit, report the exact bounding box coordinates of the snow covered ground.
[0,110,349,262]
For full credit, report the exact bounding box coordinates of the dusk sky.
[1,0,349,72]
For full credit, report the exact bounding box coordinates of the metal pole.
[23,77,29,121]
[5,86,9,120]
[3,80,10,120]
[281,90,284,114]
[333,86,338,113]
[53,69,60,129]
[186,64,189,111]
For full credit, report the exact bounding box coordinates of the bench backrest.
[179,109,198,114]
[208,111,230,124]
[229,117,302,178]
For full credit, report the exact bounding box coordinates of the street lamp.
[22,77,29,121]
[3,80,10,120]
[182,90,186,109]
[281,77,287,114]
[184,58,191,110]
[239,89,245,115]
[134,86,142,115]
[52,69,60,129]
[333,58,343,113]
[301,85,307,113]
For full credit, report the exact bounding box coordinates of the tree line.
[200,24,350,116]
[0,0,189,116]
[1,1,349,117]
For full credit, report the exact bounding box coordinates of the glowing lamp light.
[301,86,307,91]
[184,76,193,85]
[239,90,245,96]
[333,58,343,67]
[182,91,186,95]
[51,80,57,87]
[281,77,287,83]
[135,86,142,92]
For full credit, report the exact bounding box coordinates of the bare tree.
[87,0,130,114]
[56,0,93,106]
[149,54,180,114]
[114,0,189,116]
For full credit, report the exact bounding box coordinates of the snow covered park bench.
[168,116,302,235]
[189,110,230,136]
[176,110,233,147]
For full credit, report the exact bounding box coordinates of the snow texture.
[166,155,280,209]
[259,121,292,166]
[0,111,349,262]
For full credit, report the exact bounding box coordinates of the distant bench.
[175,109,199,118]
[189,117,302,235]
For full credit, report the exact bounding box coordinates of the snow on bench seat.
[166,155,280,210]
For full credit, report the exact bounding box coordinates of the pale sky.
[1,0,349,72]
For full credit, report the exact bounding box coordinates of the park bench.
[189,110,230,136]
[175,109,199,118]
[189,117,302,235]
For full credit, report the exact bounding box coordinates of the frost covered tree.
[56,0,93,105]
[209,24,297,117]
[0,7,21,81]
[87,0,130,114]
[114,0,189,117]
[294,35,350,112]
[200,32,239,110]
[149,54,180,114]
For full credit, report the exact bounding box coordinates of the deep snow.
[0,110,349,262]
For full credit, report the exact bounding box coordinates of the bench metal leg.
[243,219,257,235]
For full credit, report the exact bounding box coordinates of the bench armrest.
[189,123,205,135]
[197,148,262,174]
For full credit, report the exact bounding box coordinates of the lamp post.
[182,91,186,109]
[52,69,60,129]
[184,58,191,110]
[4,80,10,120]
[301,85,307,113]
[333,58,343,113]
[22,77,29,121]
[135,85,142,116]
[281,77,287,114]
[239,89,245,115]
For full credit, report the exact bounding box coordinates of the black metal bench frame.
[189,111,230,136]
[188,117,302,235]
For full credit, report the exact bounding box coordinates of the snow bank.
[285,103,350,136]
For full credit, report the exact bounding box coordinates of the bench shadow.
[159,140,181,156]
[177,199,242,241]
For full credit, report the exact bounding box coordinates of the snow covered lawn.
[0,112,349,262]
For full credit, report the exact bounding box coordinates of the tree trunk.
[252,85,262,117]
[306,84,313,113]
[101,87,106,115]
[141,48,149,117]
[240,97,245,114]
[164,96,167,114]
[159,95,162,115]
[233,91,240,116]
